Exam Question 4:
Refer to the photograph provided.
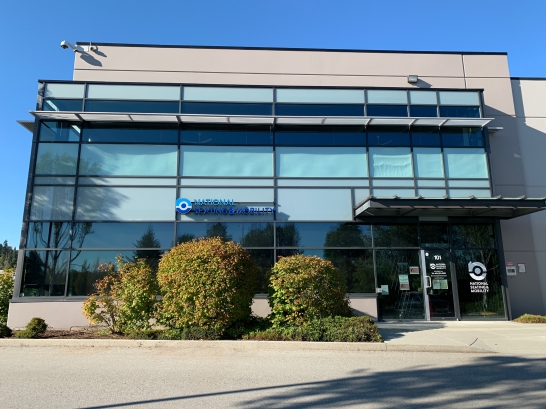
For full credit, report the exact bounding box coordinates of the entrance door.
[376,250,426,320]
[420,249,456,320]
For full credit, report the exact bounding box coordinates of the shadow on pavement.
[80,355,546,409]
[378,322,446,342]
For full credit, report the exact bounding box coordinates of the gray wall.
[505,79,546,316]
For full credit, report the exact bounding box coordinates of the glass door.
[420,249,456,319]
[376,250,426,320]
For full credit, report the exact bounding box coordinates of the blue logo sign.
[175,198,192,214]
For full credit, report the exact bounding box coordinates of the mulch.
[14,329,126,339]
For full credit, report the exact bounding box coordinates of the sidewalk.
[0,321,544,355]
[378,321,546,355]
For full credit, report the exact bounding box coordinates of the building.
[8,43,546,328]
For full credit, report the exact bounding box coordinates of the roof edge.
[511,77,546,80]
[75,42,508,56]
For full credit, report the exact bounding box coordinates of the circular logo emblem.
[468,261,487,281]
[175,198,192,214]
[430,263,436,269]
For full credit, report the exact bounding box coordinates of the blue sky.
[1,0,545,248]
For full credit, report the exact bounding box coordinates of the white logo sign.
[468,261,487,281]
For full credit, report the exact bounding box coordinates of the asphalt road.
[1,344,546,409]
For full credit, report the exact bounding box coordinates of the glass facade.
[17,82,509,321]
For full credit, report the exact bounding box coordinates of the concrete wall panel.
[504,251,545,317]
[73,70,468,89]
[512,79,546,117]
[463,54,510,78]
[488,118,526,189]
[515,118,546,188]
[7,301,89,329]
[465,78,516,116]
[75,47,466,78]
[500,217,536,253]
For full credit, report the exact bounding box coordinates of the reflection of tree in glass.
[78,157,103,175]
[276,223,301,247]
[69,258,102,296]
[241,223,273,247]
[246,250,274,293]
[452,225,494,249]
[373,225,417,247]
[323,224,374,292]
[176,233,195,244]
[133,225,163,267]
[22,250,46,296]
[206,223,232,242]
[36,151,77,174]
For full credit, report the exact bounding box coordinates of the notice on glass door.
[399,274,410,291]
[409,266,420,275]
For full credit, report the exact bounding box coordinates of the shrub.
[157,237,257,335]
[125,327,222,340]
[82,256,159,334]
[0,323,12,338]
[0,269,14,324]
[244,316,383,342]
[15,317,48,339]
[514,314,546,324]
[268,255,352,327]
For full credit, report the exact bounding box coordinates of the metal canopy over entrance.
[354,196,546,220]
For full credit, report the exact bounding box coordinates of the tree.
[0,241,17,270]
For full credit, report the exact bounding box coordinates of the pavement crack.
[469,338,479,347]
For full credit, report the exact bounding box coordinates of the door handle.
[426,276,431,288]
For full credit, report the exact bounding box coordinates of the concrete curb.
[0,338,493,353]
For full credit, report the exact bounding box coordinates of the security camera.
[60,41,84,53]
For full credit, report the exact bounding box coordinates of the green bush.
[125,327,222,340]
[0,323,12,338]
[268,255,353,327]
[244,316,382,342]
[82,256,159,334]
[14,317,48,339]
[0,270,14,324]
[514,314,546,323]
[157,237,257,335]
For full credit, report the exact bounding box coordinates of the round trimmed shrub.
[268,255,352,327]
[157,237,258,334]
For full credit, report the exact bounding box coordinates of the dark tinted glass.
[276,222,372,247]
[451,224,495,248]
[39,122,80,142]
[181,102,272,116]
[367,126,410,146]
[277,248,375,293]
[43,99,83,112]
[181,125,272,145]
[73,222,175,249]
[85,100,179,114]
[68,250,160,296]
[21,250,68,297]
[82,123,178,143]
[177,222,274,247]
[373,224,418,247]
[409,105,438,117]
[26,222,71,248]
[275,104,364,116]
[411,126,441,146]
[275,126,366,146]
[366,105,408,117]
[441,128,484,147]
[439,106,480,118]
[246,249,275,293]
[420,224,449,248]
[454,249,505,318]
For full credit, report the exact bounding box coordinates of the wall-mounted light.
[407,75,419,84]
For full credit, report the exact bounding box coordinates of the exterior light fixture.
[407,75,419,84]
